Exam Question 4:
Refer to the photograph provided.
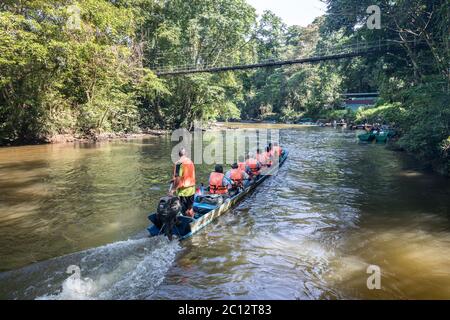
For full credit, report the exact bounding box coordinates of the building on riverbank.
[341,92,379,111]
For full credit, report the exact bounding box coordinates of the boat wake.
[0,236,180,300]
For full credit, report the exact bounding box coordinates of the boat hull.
[358,133,375,142]
[375,133,389,143]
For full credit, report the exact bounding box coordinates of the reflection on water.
[0,126,449,299]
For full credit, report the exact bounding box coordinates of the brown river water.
[0,125,449,299]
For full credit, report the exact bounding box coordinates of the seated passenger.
[209,164,232,195]
[226,163,250,191]
[256,148,267,167]
[268,143,274,157]
[264,146,273,167]
[245,153,261,177]
[237,156,248,173]
[272,142,283,157]
[238,156,248,172]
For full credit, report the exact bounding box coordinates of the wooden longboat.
[147,150,289,240]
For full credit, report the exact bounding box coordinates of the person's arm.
[172,163,183,192]
[223,176,232,187]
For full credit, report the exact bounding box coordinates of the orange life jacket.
[229,168,244,186]
[173,156,196,189]
[246,158,260,175]
[256,153,266,165]
[264,151,273,166]
[209,172,228,194]
[273,146,282,157]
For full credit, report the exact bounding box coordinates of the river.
[0,125,449,299]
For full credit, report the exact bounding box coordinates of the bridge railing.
[152,39,427,76]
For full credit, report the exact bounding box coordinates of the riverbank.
[0,129,168,148]
[0,122,316,147]
[48,129,168,143]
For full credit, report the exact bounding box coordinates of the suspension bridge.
[153,39,409,76]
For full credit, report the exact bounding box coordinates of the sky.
[246,0,327,27]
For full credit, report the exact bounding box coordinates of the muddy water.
[0,126,449,299]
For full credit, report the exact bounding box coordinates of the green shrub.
[316,108,356,122]
[355,103,406,126]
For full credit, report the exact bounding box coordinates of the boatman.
[225,162,250,190]
[209,164,232,195]
[171,147,196,217]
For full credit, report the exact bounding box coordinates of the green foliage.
[1,0,448,176]
[323,109,356,122]
[138,0,255,128]
[396,81,450,166]
[355,103,406,125]
[322,0,450,174]
[0,0,150,143]
[241,17,344,120]
[279,107,301,122]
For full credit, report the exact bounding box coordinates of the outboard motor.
[156,196,181,240]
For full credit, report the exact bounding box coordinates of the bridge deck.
[153,40,409,76]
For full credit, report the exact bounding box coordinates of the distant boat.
[358,132,375,142]
[375,132,389,143]
[359,130,395,143]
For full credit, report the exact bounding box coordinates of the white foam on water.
[36,236,181,300]
[37,274,96,300]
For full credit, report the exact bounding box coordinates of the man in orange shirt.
[171,148,196,217]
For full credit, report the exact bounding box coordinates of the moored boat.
[147,150,289,240]
[375,132,389,143]
[358,132,375,142]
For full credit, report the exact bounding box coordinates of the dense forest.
[0,0,449,173]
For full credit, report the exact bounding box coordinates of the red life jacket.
[173,156,196,189]
[209,172,228,194]
[273,146,282,157]
[246,158,260,175]
[256,153,266,165]
[238,162,246,172]
[230,168,244,186]
[264,152,273,167]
